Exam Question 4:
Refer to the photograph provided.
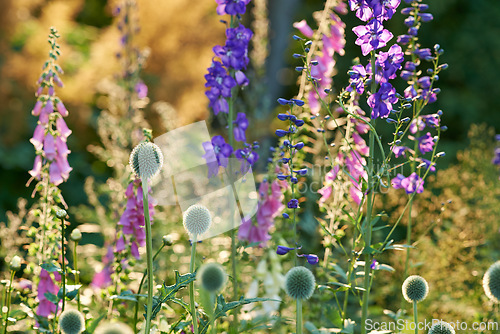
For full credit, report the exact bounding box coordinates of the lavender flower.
[353,18,393,56]
[202,135,234,177]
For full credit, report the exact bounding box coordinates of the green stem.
[296,298,303,334]
[2,271,15,334]
[227,48,239,333]
[142,179,154,334]
[361,51,378,334]
[210,292,216,334]
[61,217,66,312]
[189,235,199,334]
[134,243,165,333]
[73,240,80,312]
[413,301,418,334]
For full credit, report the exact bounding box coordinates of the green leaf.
[44,292,59,304]
[110,290,140,302]
[40,262,61,273]
[57,284,82,300]
[8,309,27,321]
[148,271,197,320]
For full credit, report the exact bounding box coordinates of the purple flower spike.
[370,259,377,269]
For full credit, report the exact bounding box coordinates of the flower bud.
[162,235,173,246]
[10,256,22,272]
[70,228,82,242]
[197,262,227,293]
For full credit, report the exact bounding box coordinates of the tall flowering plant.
[25,27,74,330]
[275,0,447,332]
[202,1,257,331]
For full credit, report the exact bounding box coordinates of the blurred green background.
[0,0,499,223]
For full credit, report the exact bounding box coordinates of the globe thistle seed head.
[428,321,455,334]
[95,322,134,334]
[129,141,163,180]
[284,266,316,300]
[483,260,500,303]
[56,209,67,219]
[183,204,212,236]
[59,309,85,334]
[402,275,429,303]
[197,262,227,293]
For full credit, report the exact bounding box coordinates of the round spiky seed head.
[56,209,67,219]
[483,260,500,303]
[284,266,316,300]
[129,141,163,180]
[428,321,455,334]
[95,322,134,334]
[183,204,212,236]
[58,309,85,334]
[197,262,227,293]
[70,228,82,242]
[9,255,22,272]
[402,275,429,303]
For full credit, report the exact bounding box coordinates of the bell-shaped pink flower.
[55,136,70,156]
[56,117,72,140]
[55,154,72,180]
[43,133,56,160]
[49,163,64,186]
[56,101,68,117]
[29,155,43,179]
[39,100,54,124]
[30,125,45,151]
[36,269,58,317]
[32,101,42,116]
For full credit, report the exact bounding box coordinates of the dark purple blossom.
[400,172,424,194]
[348,64,367,94]
[414,48,432,59]
[235,145,259,174]
[233,112,249,142]
[287,198,299,209]
[367,82,398,119]
[202,135,233,177]
[419,158,436,172]
[375,44,404,82]
[213,24,253,71]
[297,253,319,265]
[353,18,393,56]
[215,0,251,16]
[391,146,407,158]
[417,132,434,154]
[205,61,236,115]
[277,245,299,255]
